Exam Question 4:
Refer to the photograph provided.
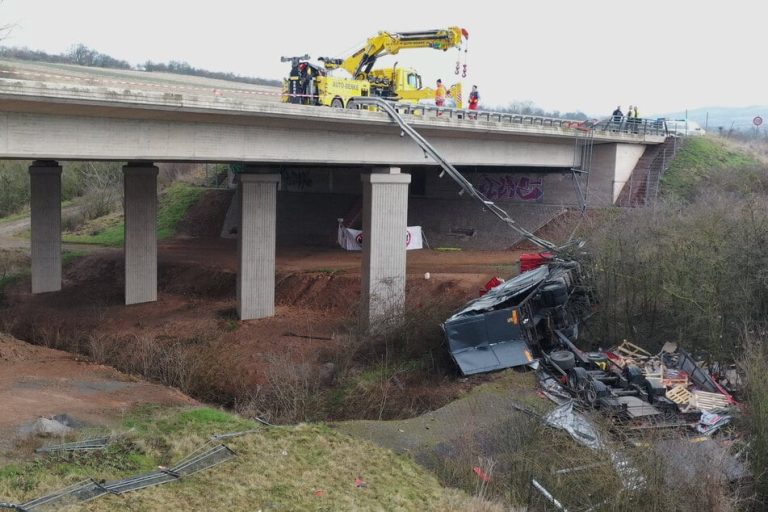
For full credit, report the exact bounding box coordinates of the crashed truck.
[443,256,594,376]
[442,253,739,432]
[335,98,596,378]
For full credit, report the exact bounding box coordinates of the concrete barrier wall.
[273,190,565,250]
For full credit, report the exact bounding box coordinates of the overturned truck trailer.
[443,261,593,375]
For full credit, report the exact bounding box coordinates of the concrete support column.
[237,171,280,320]
[361,167,411,328]
[123,162,158,305]
[29,161,62,294]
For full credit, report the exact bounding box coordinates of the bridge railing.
[378,101,668,136]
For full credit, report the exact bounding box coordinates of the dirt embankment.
[0,332,196,452]
[1,240,520,421]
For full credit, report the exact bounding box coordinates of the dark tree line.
[0,43,280,87]
[490,100,588,120]
[141,59,280,86]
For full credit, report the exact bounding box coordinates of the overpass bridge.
[0,75,666,325]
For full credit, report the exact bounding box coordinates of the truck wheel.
[347,100,359,109]
[585,380,607,406]
[331,98,344,108]
[569,367,589,392]
[550,350,575,371]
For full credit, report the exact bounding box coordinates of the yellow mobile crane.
[282,27,469,109]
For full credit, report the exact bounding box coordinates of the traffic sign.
[754,116,763,127]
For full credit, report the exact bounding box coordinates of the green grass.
[156,184,205,239]
[62,250,87,265]
[0,406,494,511]
[0,210,29,224]
[62,183,205,246]
[0,273,25,300]
[661,136,762,200]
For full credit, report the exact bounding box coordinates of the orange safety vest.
[435,84,447,100]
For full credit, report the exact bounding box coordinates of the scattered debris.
[531,479,568,511]
[354,476,367,488]
[19,417,73,437]
[478,276,504,297]
[35,437,110,453]
[210,428,263,440]
[281,332,334,341]
[440,246,748,509]
[472,466,492,482]
[696,411,732,436]
[544,402,604,451]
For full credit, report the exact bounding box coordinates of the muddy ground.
[0,332,196,455]
[1,235,525,423]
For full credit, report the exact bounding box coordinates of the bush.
[582,175,768,358]
[0,161,30,217]
[739,337,768,509]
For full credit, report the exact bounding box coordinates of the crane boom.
[322,27,468,79]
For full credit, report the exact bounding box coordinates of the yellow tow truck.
[281,27,469,109]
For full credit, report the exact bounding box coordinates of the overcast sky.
[2,0,764,116]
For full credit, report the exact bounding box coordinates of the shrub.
[582,184,768,358]
[738,337,768,509]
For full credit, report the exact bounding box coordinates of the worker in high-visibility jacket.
[435,79,447,107]
[468,85,480,111]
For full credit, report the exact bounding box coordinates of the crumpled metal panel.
[447,265,550,320]
[444,306,533,375]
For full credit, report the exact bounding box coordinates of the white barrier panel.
[338,226,423,251]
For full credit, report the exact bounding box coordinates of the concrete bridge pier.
[237,170,280,320]
[123,162,158,305]
[29,160,62,294]
[360,167,411,329]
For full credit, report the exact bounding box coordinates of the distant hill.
[0,44,281,88]
[656,105,768,132]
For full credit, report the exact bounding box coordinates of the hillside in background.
[0,44,281,87]
[658,105,768,132]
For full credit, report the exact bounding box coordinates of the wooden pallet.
[615,340,652,360]
[690,390,731,411]
[666,384,692,405]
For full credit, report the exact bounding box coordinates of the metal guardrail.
[591,116,668,137]
[35,437,110,453]
[352,98,667,137]
[6,443,236,511]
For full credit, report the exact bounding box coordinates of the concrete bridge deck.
[0,76,665,166]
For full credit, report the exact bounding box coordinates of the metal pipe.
[531,479,569,511]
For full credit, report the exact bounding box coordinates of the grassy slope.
[661,136,762,200]
[62,183,204,246]
[0,407,494,511]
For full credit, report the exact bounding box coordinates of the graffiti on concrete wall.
[282,170,314,191]
[474,175,544,202]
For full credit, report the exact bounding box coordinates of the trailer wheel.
[550,350,575,371]
[331,98,344,108]
[569,367,589,392]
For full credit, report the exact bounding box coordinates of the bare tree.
[0,1,15,42]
